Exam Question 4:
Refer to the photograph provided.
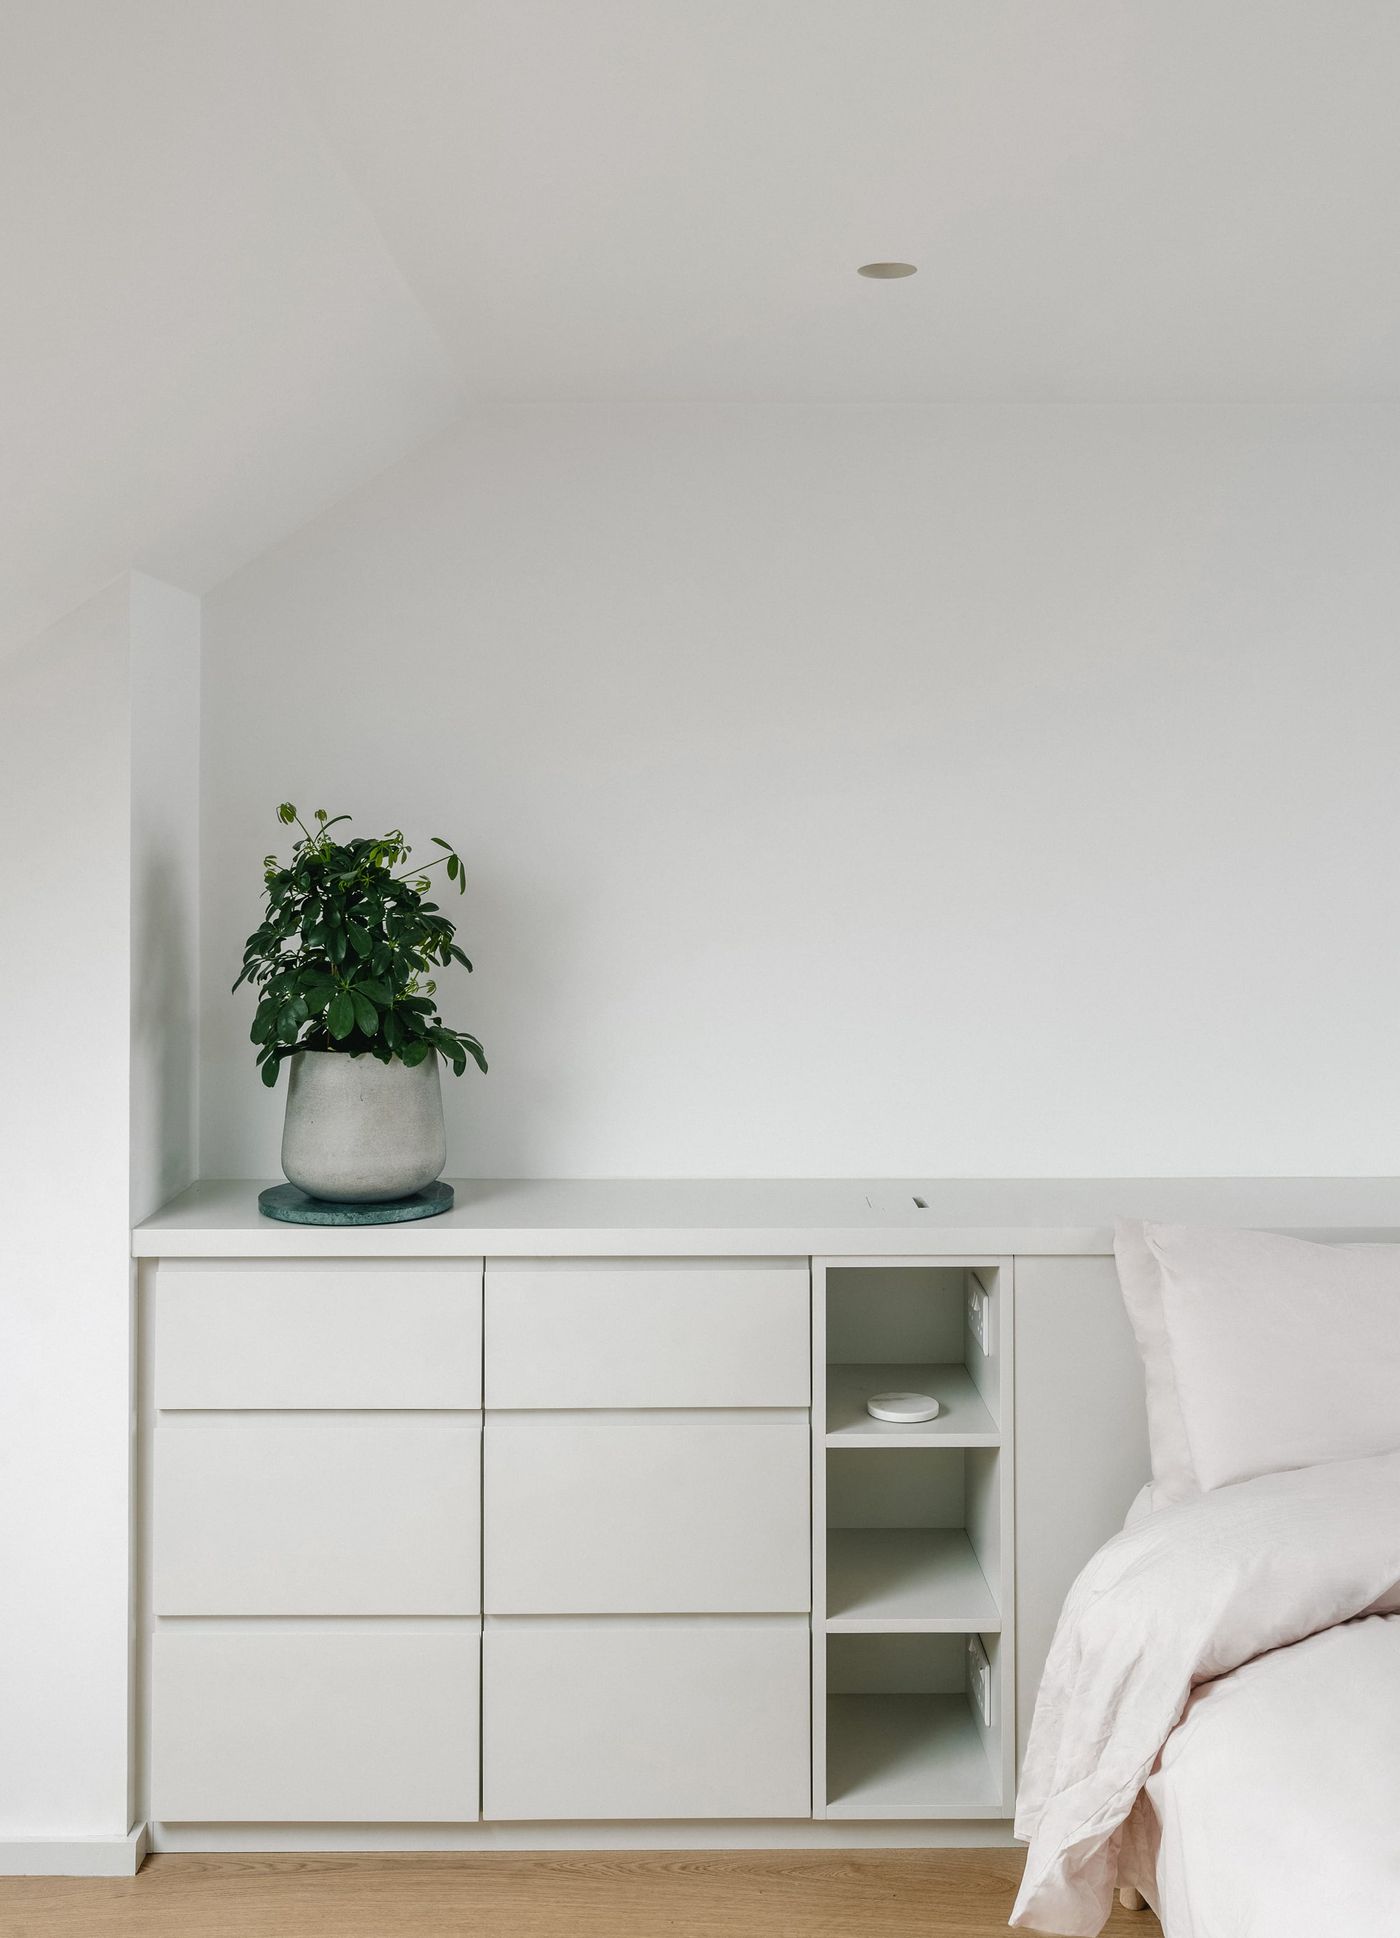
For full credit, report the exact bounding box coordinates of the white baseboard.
[0,1824,148,1876]
[151,1820,1018,1853]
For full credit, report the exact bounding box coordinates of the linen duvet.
[1011,1448,1400,1937]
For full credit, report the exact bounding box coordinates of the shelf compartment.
[823,1631,1004,1819]
[814,1260,1014,1822]
[826,1527,999,1633]
[825,1694,1002,1818]
[825,1364,998,1445]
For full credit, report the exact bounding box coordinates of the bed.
[1010,1220,1400,1937]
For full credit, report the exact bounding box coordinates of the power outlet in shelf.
[966,1280,990,1354]
[967,1634,993,1727]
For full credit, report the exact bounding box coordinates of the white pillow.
[1115,1220,1400,1501]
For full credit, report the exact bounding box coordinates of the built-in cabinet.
[135,1177,1400,1848]
[135,1212,1130,1844]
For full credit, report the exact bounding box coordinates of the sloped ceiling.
[5,0,1399,649]
[0,0,461,651]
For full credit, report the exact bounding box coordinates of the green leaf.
[327,990,355,1040]
[356,978,391,1006]
[352,991,379,1036]
[399,1038,431,1067]
[427,1027,467,1078]
[261,1056,282,1087]
[448,945,473,970]
[347,924,372,958]
[278,802,296,825]
[431,836,451,850]
[458,1034,488,1075]
[446,853,458,881]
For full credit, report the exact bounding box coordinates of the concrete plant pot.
[281,1049,447,1203]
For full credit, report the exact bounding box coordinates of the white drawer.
[151,1626,480,1821]
[484,1419,809,1613]
[154,1425,480,1614]
[154,1260,482,1409]
[484,1617,809,1819]
[485,1259,809,1408]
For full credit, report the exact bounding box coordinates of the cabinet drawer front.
[484,1618,809,1819]
[485,1259,809,1408]
[484,1420,809,1613]
[154,1260,482,1409]
[151,1626,480,1821]
[154,1426,480,1614]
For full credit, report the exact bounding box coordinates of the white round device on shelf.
[865,1391,941,1424]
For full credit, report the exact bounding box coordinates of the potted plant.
[234,804,486,1203]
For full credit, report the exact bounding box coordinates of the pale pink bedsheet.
[1011,1449,1400,1935]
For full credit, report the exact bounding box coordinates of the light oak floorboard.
[0,1851,1159,1938]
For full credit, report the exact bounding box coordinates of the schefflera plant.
[235,804,488,1088]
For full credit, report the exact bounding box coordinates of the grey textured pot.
[281,1050,447,1203]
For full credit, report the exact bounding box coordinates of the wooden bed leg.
[1119,1886,1146,1911]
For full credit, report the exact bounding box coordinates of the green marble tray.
[257,1181,455,1225]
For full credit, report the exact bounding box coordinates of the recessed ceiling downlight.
[857,261,917,279]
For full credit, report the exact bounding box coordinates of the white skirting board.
[0,1824,148,1876]
[150,1821,1019,1853]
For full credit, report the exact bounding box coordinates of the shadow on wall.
[131,837,197,1216]
[425,850,569,1178]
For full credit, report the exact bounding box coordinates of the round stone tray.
[257,1181,455,1226]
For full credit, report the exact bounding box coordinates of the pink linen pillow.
[1114,1220,1400,1501]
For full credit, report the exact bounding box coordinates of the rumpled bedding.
[1011,1449,1400,1935]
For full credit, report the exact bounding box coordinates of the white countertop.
[132,1177,1400,1259]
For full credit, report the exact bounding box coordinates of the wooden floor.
[0,1851,1160,1938]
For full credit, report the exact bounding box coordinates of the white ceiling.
[280,0,1400,405]
[5,0,1399,647]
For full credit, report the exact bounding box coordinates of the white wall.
[201,406,1400,1178]
[0,574,198,1844]
[0,584,134,1837]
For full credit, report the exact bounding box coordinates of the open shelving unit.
[812,1259,1014,1820]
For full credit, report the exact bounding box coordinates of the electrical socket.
[967,1634,993,1728]
[967,1280,990,1355]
